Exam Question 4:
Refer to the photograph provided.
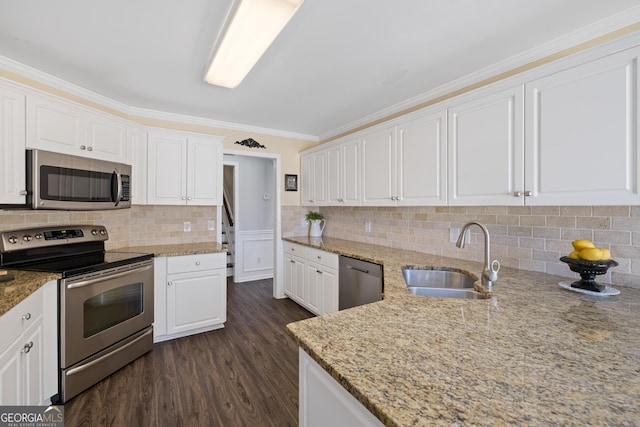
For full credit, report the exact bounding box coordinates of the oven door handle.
[66,263,152,289]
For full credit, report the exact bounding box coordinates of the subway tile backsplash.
[283,205,640,289]
[0,205,218,250]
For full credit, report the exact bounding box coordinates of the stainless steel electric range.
[0,225,154,403]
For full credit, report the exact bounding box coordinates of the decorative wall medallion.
[235,138,266,149]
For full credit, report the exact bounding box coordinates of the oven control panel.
[0,225,108,252]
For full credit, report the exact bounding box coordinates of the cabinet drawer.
[284,242,307,258]
[166,253,226,275]
[0,286,44,350]
[306,247,339,270]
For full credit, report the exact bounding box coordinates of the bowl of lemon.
[559,239,619,295]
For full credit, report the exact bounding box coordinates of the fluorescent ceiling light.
[204,0,304,89]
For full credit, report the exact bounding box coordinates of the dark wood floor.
[64,278,313,427]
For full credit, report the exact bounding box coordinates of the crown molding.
[319,5,640,141]
[0,54,318,142]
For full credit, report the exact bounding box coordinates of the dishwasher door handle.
[346,265,369,274]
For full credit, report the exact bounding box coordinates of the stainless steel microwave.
[27,149,131,210]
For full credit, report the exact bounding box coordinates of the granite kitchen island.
[285,237,640,426]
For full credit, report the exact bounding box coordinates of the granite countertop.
[1,242,225,319]
[285,236,640,426]
[114,241,227,257]
[0,270,60,316]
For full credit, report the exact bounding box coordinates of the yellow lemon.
[572,239,595,251]
[579,247,604,261]
[599,248,611,260]
[568,250,580,259]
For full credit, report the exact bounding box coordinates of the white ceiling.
[0,0,639,139]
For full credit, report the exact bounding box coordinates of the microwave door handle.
[112,168,123,206]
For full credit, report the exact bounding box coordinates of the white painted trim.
[0,54,318,142]
[319,8,640,141]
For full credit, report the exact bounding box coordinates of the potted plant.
[306,211,326,237]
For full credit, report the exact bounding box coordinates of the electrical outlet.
[364,221,372,233]
[207,220,215,231]
[184,221,191,232]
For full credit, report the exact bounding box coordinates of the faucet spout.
[456,221,500,289]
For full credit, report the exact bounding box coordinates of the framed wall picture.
[285,174,298,191]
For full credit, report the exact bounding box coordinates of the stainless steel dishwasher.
[339,256,383,310]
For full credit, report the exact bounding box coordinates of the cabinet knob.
[22,313,31,321]
[316,270,322,274]
[196,261,201,266]
[290,259,295,264]
[19,190,27,196]
[21,341,33,354]
[524,190,532,197]
[513,191,522,197]
[87,146,93,151]
[80,145,86,150]
[181,197,186,200]
[168,281,173,286]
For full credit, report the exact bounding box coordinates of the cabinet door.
[147,131,187,205]
[292,257,306,305]
[84,111,127,162]
[187,136,222,205]
[397,111,447,205]
[0,337,22,405]
[26,94,82,154]
[167,269,226,335]
[305,263,322,315]
[361,127,396,206]
[284,253,296,297]
[312,151,327,205]
[21,318,44,405]
[448,86,524,205]
[127,125,147,205]
[342,138,361,205]
[320,267,338,315]
[525,47,640,205]
[326,145,342,205]
[0,85,26,204]
[301,153,314,206]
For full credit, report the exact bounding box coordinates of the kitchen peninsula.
[285,236,640,426]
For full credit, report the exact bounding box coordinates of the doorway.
[222,149,284,298]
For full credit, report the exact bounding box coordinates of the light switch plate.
[364,221,372,233]
[207,220,215,231]
[184,221,191,232]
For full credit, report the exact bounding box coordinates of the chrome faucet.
[456,221,500,289]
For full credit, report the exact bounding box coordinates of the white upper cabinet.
[360,110,447,206]
[361,126,396,206]
[0,83,26,204]
[396,111,447,205]
[147,129,223,206]
[525,47,640,205]
[26,94,127,163]
[301,150,327,206]
[126,125,147,205]
[448,86,524,206]
[327,137,360,205]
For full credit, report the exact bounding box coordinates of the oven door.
[60,259,153,369]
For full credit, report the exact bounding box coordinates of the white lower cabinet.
[0,280,57,405]
[299,348,384,427]
[153,253,227,343]
[283,242,338,316]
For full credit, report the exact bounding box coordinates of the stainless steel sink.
[402,267,476,289]
[402,266,488,299]
[407,287,487,299]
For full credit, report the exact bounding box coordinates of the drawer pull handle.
[21,342,33,354]
[22,313,31,320]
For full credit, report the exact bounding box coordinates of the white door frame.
[223,148,284,299]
